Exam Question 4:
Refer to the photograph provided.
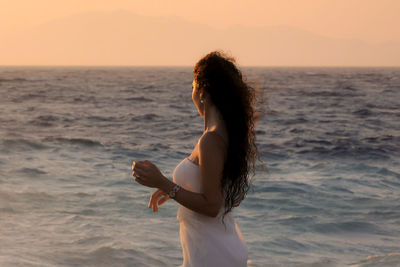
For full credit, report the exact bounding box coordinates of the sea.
[0,66,399,267]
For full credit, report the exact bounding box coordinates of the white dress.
[172,157,248,267]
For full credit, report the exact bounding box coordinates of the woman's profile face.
[192,79,203,116]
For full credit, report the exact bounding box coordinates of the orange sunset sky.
[1,0,399,66]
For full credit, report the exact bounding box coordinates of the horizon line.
[1,64,400,68]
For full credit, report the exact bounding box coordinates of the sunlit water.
[1,66,399,266]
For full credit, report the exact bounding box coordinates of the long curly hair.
[193,51,264,217]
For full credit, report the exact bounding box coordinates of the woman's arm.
[134,132,225,217]
[160,132,224,217]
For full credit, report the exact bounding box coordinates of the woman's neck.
[203,103,225,134]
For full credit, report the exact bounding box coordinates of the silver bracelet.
[168,184,181,199]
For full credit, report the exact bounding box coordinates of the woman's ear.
[200,90,209,101]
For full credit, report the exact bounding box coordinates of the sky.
[1,0,399,66]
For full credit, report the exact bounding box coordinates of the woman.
[132,51,261,266]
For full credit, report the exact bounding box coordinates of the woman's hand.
[132,160,168,188]
[148,189,170,212]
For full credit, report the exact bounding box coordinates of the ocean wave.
[304,90,360,98]
[0,77,27,82]
[72,95,97,103]
[0,77,44,83]
[377,167,400,179]
[1,139,49,151]
[312,221,385,235]
[125,96,154,102]
[43,136,103,147]
[329,146,390,160]
[87,115,124,122]
[73,192,96,198]
[130,113,161,121]
[17,167,47,176]
[349,253,400,267]
[258,185,308,194]
[281,137,393,160]
[0,189,55,203]
[270,237,310,251]
[84,246,140,266]
[362,135,399,144]
[279,117,309,125]
[75,246,165,267]
[11,93,47,103]
[262,151,289,160]
[36,115,58,121]
[0,206,15,213]
[352,108,375,117]
[323,185,354,194]
[275,215,316,225]
[304,72,331,77]
[374,108,400,115]
[297,259,339,267]
[74,236,110,246]
[366,210,400,219]
[29,115,59,127]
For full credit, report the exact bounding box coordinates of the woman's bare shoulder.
[199,131,228,161]
[200,131,227,146]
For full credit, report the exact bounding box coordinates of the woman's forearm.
[159,176,221,217]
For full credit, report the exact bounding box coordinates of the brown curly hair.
[193,51,264,218]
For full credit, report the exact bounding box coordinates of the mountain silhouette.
[1,9,399,66]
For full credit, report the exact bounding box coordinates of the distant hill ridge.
[1,9,399,66]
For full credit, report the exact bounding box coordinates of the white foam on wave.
[349,253,400,267]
